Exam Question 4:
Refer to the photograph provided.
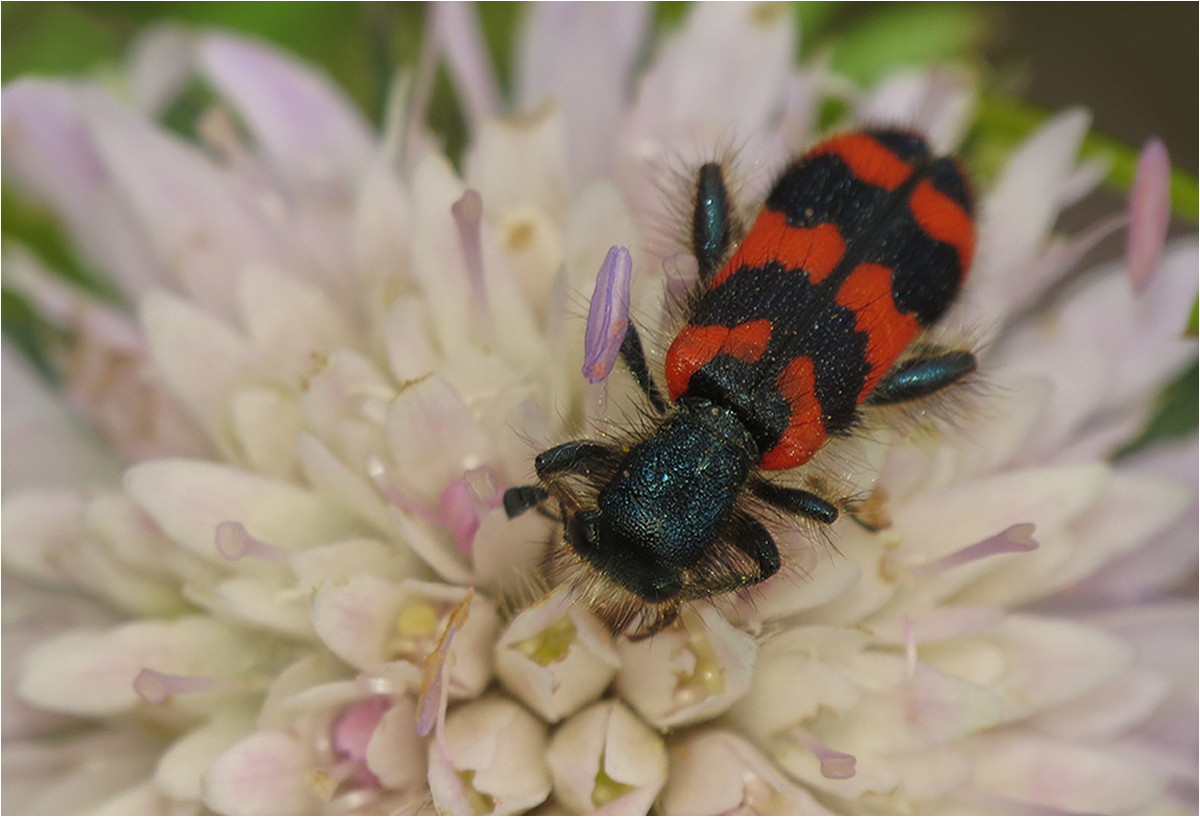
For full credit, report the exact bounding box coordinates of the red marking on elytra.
[725,320,772,363]
[665,320,773,400]
[714,212,846,287]
[666,324,728,400]
[760,355,826,470]
[811,133,912,191]
[909,179,975,271]
[836,263,921,400]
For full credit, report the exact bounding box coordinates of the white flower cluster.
[3,5,1195,815]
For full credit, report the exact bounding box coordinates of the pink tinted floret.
[440,479,480,557]
[583,246,632,383]
[1127,137,1172,293]
[333,695,390,788]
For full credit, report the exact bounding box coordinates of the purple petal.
[1127,137,1172,293]
[197,34,374,189]
[582,246,632,383]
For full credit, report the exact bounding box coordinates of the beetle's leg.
[693,162,736,285]
[619,323,668,413]
[751,481,840,525]
[727,515,782,583]
[502,485,549,519]
[866,349,976,406]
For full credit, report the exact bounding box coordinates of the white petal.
[294,433,394,536]
[18,616,265,717]
[661,729,830,815]
[155,707,257,800]
[616,606,755,728]
[365,695,426,790]
[435,695,552,815]
[140,290,261,454]
[547,700,668,816]
[1,491,86,585]
[730,627,864,741]
[1,344,123,493]
[494,585,619,723]
[236,263,353,384]
[231,387,304,480]
[126,458,362,562]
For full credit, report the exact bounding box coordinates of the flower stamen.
[215,520,287,562]
[452,189,495,347]
[133,668,227,704]
[909,523,1038,578]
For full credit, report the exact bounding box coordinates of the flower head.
[3,5,1196,815]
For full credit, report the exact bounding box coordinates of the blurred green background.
[2,2,1197,451]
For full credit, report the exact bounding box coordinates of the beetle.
[504,128,977,637]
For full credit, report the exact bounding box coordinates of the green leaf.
[829,3,983,86]
[1114,363,1199,459]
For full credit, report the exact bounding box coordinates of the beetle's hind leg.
[866,349,977,406]
[692,162,740,286]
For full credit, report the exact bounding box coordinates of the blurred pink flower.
[3,5,1195,815]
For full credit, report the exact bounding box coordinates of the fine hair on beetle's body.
[506,127,981,638]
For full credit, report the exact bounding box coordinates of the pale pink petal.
[519,3,650,183]
[365,695,426,791]
[385,375,494,508]
[1127,137,1172,292]
[197,33,373,190]
[963,732,1166,813]
[622,3,793,162]
[0,344,121,494]
[203,730,321,815]
[84,91,296,318]
[1,81,169,295]
[432,4,500,127]
[139,290,262,450]
[814,662,1005,754]
[966,108,1091,326]
[18,616,266,717]
[3,729,163,816]
[236,263,354,385]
